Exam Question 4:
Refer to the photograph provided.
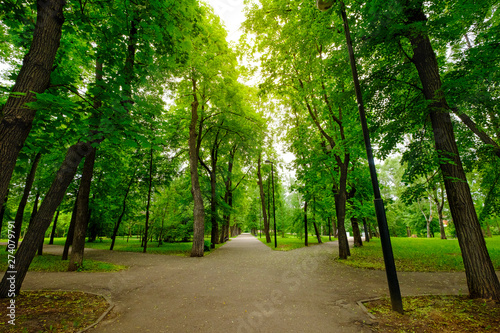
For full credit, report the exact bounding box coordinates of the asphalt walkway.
[22,234,471,332]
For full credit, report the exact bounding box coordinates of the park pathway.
[23,234,470,332]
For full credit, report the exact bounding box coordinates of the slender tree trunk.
[189,79,205,257]
[110,170,135,251]
[68,147,96,271]
[0,0,66,207]
[404,2,500,300]
[62,195,78,260]
[257,153,271,243]
[312,198,322,244]
[209,173,218,248]
[13,152,42,249]
[143,147,153,254]
[49,209,59,245]
[335,160,350,259]
[363,218,370,242]
[332,216,338,238]
[304,201,308,246]
[351,217,362,247]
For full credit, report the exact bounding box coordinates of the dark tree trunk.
[405,3,500,300]
[351,216,362,247]
[0,189,8,238]
[304,201,308,246]
[68,56,104,270]
[49,209,59,244]
[26,193,41,255]
[13,152,42,249]
[257,153,271,243]
[334,160,351,259]
[363,218,370,242]
[0,0,65,206]
[68,147,96,271]
[143,147,153,254]
[189,79,205,257]
[312,199,322,244]
[0,141,95,297]
[62,195,78,261]
[110,170,135,251]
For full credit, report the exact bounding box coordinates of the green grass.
[257,234,335,251]
[48,236,223,256]
[340,236,500,272]
[0,252,125,272]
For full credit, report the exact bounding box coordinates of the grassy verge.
[0,290,109,332]
[257,234,335,251]
[366,295,500,332]
[43,236,223,256]
[0,252,125,272]
[340,236,500,272]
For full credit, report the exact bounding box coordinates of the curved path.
[23,234,471,332]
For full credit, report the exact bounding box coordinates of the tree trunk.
[13,152,42,249]
[334,160,350,259]
[49,209,59,245]
[62,195,78,260]
[0,0,66,207]
[110,169,135,250]
[304,201,308,246]
[0,189,7,237]
[405,3,500,300]
[363,218,370,242]
[257,153,271,243]
[312,199,322,244]
[68,147,96,271]
[0,141,95,297]
[351,216,362,247]
[209,171,218,249]
[143,147,153,254]
[189,79,205,257]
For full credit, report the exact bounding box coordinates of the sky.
[204,0,247,43]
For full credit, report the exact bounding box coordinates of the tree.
[0,0,65,206]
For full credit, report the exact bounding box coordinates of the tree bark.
[351,216,362,247]
[110,170,136,251]
[49,209,59,244]
[13,152,42,249]
[189,78,205,257]
[312,198,322,244]
[220,147,236,243]
[0,0,66,206]
[257,153,271,243]
[0,141,95,297]
[143,146,153,254]
[0,189,8,237]
[62,195,77,260]
[405,3,500,300]
[68,147,96,271]
[334,160,351,259]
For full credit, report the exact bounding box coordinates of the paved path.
[22,234,471,332]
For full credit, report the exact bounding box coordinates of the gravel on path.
[22,234,470,332]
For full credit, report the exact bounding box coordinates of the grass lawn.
[257,234,335,251]
[47,236,223,256]
[341,236,500,272]
[0,251,125,273]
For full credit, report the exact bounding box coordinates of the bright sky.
[204,0,246,43]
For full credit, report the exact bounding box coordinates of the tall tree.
[0,0,65,206]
